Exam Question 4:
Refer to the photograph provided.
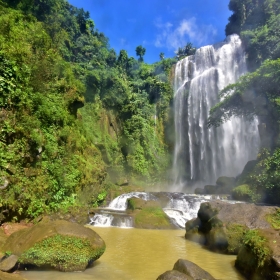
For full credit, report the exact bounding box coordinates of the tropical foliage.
[209,0,280,203]
[0,0,174,221]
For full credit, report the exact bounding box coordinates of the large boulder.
[235,228,280,280]
[235,160,258,185]
[173,259,215,280]
[216,176,235,193]
[1,219,105,272]
[232,184,253,201]
[185,201,276,254]
[156,259,215,280]
[127,198,176,229]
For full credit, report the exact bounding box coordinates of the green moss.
[226,224,248,254]
[232,184,255,202]
[19,234,105,271]
[134,206,171,228]
[242,230,270,268]
[267,208,280,229]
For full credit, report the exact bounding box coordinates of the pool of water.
[21,227,244,280]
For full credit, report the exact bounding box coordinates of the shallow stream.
[21,227,245,280]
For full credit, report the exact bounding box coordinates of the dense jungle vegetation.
[0,0,176,221]
[1,0,280,222]
[208,0,280,204]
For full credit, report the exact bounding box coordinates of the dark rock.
[216,176,235,192]
[194,188,204,195]
[2,219,105,272]
[173,259,215,280]
[156,270,193,280]
[185,201,277,254]
[216,176,235,187]
[185,218,205,244]
[236,160,257,185]
[0,255,18,272]
[203,185,217,194]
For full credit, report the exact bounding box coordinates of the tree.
[135,45,146,62]
[159,52,164,60]
[175,43,196,60]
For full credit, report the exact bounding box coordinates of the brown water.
[21,227,244,280]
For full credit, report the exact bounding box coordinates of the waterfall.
[172,35,260,190]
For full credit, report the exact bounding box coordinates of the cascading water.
[90,192,217,228]
[172,35,260,189]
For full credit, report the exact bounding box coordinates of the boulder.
[173,259,215,280]
[127,199,176,229]
[232,184,253,201]
[216,176,235,193]
[203,185,217,194]
[194,188,204,195]
[185,201,276,254]
[235,160,257,185]
[157,270,193,280]
[0,255,18,272]
[2,219,105,272]
[235,228,280,280]
[0,229,7,252]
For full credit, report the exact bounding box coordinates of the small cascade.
[108,192,157,210]
[162,194,210,228]
[89,192,232,229]
[90,192,156,228]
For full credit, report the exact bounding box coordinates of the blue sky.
[68,0,232,64]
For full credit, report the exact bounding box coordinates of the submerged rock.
[157,270,193,280]
[157,259,215,280]
[2,219,105,272]
[0,255,18,272]
[173,259,215,280]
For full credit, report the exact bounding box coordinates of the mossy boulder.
[1,219,105,272]
[232,184,253,202]
[235,229,277,280]
[127,197,146,210]
[128,198,175,229]
[185,201,276,254]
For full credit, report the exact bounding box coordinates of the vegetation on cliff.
[0,0,174,222]
[208,0,280,204]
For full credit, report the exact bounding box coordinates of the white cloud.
[154,17,217,51]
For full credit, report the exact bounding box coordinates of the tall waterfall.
[173,35,260,189]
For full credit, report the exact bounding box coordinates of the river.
[21,226,244,280]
